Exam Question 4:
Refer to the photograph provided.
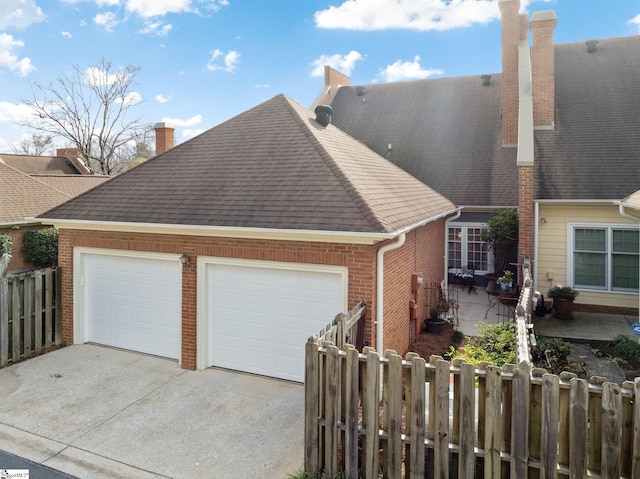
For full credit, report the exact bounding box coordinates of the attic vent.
[356,86,365,96]
[315,105,333,127]
[481,74,491,86]
[585,39,599,53]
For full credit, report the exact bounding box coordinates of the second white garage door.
[83,252,181,360]
[205,260,347,382]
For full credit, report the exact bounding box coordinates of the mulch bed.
[409,323,462,361]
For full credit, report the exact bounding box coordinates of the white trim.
[73,247,183,364]
[566,222,639,294]
[196,256,348,370]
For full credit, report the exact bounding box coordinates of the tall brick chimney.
[311,66,351,110]
[530,10,557,129]
[154,122,175,155]
[498,0,521,146]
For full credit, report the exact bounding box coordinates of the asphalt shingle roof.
[0,154,81,175]
[535,36,640,200]
[41,94,456,234]
[328,75,517,207]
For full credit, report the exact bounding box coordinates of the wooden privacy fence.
[305,342,640,479]
[0,267,61,367]
[315,301,366,351]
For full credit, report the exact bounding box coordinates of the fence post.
[484,365,502,479]
[458,362,476,478]
[511,366,530,478]
[433,359,450,478]
[632,378,640,478]
[407,354,425,478]
[304,338,320,473]
[569,376,588,478]
[363,348,380,479]
[601,382,623,478]
[344,345,359,477]
[540,373,559,479]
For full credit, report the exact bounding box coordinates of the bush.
[548,286,579,300]
[23,228,58,267]
[0,233,12,255]
[450,322,516,367]
[606,335,640,362]
[532,335,573,364]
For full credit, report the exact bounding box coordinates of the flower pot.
[553,298,574,320]
[500,282,509,290]
[425,319,448,334]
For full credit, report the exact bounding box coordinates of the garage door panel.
[207,262,345,382]
[84,253,181,360]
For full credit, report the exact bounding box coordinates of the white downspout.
[376,233,406,354]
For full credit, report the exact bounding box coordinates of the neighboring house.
[0,152,107,271]
[40,95,458,380]
[315,0,640,315]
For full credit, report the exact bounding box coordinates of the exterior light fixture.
[180,253,191,266]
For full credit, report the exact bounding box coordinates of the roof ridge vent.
[315,105,333,127]
[481,74,491,86]
[356,86,365,96]
[585,39,599,53]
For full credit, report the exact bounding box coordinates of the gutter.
[376,233,406,354]
[443,209,463,289]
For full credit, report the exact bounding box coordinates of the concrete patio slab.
[0,344,304,478]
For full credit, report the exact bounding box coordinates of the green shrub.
[23,227,58,267]
[450,322,516,367]
[532,335,573,364]
[0,233,12,255]
[607,335,640,362]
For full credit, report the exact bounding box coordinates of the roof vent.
[481,74,491,86]
[315,105,333,127]
[356,86,365,96]
[585,39,599,53]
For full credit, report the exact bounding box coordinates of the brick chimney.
[56,147,91,175]
[498,0,521,146]
[311,66,351,109]
[530,10,557,129]
[154,122,175,155]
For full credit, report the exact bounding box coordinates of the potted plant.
[425,307,447,334]
[548,285,579,320]
[496,270,513,290]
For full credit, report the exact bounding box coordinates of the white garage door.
[206,261,346,382]
[84,253,181,359]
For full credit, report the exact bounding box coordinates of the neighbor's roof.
[535,36,640,200]
[41,94,457,234]
[328,75,518,207]
[0,153,82,175]
[0,163,70,225]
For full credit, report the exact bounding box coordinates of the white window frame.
[567,222,639,294]
[447,223,492,275]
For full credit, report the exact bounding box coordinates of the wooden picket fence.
[0,267,61,366]
[305,341,640,478]
[315,301,366,351]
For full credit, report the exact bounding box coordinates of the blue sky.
[1,0,639,153]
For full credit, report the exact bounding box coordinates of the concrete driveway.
[0,344,305,478]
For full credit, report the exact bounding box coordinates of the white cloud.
[117,91,143,106]
[207,49,240,72]
[0,33,36,77]
[181,128,204,139]
[94,11,119,31]
[62,31,73,39]
[155,93,172,103]
[315,0,499,31]
[629,13,640,32]
[124,0,228,19]
[162,114,202,127]
[83,66,133,87]
[97,0,121,6]
[139,21,173,36]
[0,0,46,29]
[253,84,270,89]
[311,51,363,77]
[0,101,34,124]
[379,56,443,82]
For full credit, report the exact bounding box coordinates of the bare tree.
[20,58,146,175]
[12,133,53,156]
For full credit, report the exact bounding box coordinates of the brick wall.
[58,229,379,369]
[58,223,446,370]
[379,220,446,355]
[518,165,534,262]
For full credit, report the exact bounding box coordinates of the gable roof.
[327,75,518,207]
[41,95,457,235]
[535,36,640,201]
[0,153,82,175]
